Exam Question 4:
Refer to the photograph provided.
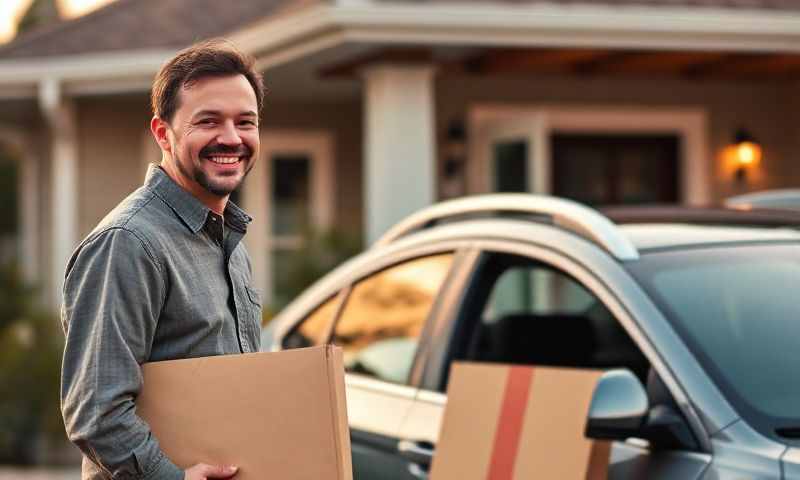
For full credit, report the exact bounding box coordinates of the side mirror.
[585,369,648,440]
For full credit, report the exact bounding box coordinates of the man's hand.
[184,463,238,479]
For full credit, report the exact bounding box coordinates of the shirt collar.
[144,164,252,234]
[223,199,252,233]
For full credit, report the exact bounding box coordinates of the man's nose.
[216,120,242,146]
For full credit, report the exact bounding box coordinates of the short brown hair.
[151,39,265,123]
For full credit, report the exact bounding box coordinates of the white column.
[39,78,79,309]
[363,64,436,245]
[19,138,40,285]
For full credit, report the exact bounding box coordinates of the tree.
[17,0,62,37]
[0,264,63,465]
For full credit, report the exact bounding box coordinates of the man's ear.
[150,116,172,153]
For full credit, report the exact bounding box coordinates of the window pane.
[465,255,647,381]
[552,134,679,206]
[0,150,18,266]
[333,253,454,384]
[282,295,339,349]
[272,155,310,236]
[552,140,610,205]
[484,267,595,322]
[493,141,528,192]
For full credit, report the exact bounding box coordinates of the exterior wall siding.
[76,95,152,238]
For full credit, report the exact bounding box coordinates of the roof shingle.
[0,0,295,59]
[1,0,798,60]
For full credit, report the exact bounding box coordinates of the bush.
[268,228,362,320]
[0,264,63,465]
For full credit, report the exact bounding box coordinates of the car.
[725,189,800,211]
[261,193,800,480]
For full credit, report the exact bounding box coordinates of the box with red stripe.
[430,363,610,480]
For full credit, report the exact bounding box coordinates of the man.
[60,40,264,479]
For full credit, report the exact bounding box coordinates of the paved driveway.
[0,468,80,479]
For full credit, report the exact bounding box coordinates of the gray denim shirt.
[60,166,262,479]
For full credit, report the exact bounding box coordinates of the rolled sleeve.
[60,227,182,480]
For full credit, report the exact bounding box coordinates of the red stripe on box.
[487,366,534,480]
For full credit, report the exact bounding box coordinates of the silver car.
[262,194,800,479]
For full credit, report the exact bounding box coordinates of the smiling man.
[60,41,265,480]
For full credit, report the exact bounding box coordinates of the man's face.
[161,74,260,198]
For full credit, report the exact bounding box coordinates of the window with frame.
[254,130,334,311]
[270,154,313,309]
[333,253,455,385]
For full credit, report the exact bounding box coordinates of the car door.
[399,246,710,479]
[329,252,458,480]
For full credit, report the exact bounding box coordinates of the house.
[0,0,799,310]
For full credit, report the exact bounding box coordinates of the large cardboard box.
[430,363,610,480]
[137,345,352,480]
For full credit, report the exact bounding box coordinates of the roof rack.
[725,189,800,212]
[374,194,639,260]
[603,205,800,227]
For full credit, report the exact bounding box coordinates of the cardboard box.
[137,345,352,480]
[430,363,610,480]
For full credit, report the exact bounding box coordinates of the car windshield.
[626,243,800,442]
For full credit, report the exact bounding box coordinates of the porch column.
[19,137,40,286]
[362,64,436,245]
[39,78,78,309]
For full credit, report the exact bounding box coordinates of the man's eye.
[239,120,257,127]
[197,119,216,125]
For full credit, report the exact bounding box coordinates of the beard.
[175,142,255,197]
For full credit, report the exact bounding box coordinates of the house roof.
[0,0,299,59]
[0,0,799,60]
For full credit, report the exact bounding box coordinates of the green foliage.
[17,0,61,37]
[269,228,362,318]
[0,264,63,465]
[0,265,34,333]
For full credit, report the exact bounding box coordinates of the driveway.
[0,468,80,480]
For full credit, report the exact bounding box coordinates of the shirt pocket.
[243,285,263,350]
[245,285,262,309]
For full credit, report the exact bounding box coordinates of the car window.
[282,295,339,349]
[484,266,596,321]
[333,253,454,385]
[451,253,648,386]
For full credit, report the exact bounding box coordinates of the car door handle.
[398,439,434,467]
